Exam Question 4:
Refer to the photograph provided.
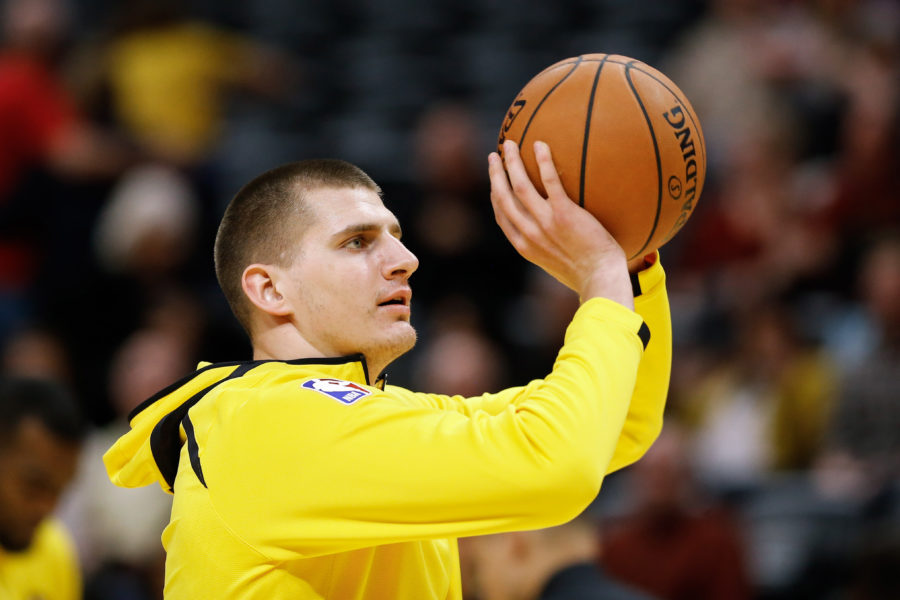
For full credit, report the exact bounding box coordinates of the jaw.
[362,322,417,378]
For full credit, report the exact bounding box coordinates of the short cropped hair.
[214,159,381,335]
[0,376,86,448]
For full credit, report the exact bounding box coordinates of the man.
[0,375,84,600]
[104,140,672,598]
[462,514,657,600]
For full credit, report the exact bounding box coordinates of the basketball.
[497,54,706,259]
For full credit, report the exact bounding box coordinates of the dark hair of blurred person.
[0,374,85,599]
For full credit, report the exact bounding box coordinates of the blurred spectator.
[73,0,296,167]
[93,163,198,283]
[663,0,799,176]
[679,303,837,491]
[412,306,507,397]
[397,102,527,350]
[822,7,900,245]
[672,95,839,314]
[821,233,900,371]
[816,235,900,504]
[1,325,71,384]
[59,327,193,600]
[0,0,131,195]
[463,514,656,600]
[0,0,133,342]
[0,375,85,600]
[37,163,203,424]
[601,426,751,600]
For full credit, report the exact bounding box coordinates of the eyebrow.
[333,222,403,240]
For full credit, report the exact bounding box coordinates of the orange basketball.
[498,54,706,259]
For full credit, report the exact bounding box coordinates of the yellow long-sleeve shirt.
[104,258,670,599]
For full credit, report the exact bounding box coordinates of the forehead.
[1,418,76,467]
[302,186,398,236]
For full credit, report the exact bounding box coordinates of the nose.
[383,235,419,279]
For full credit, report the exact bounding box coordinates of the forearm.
[606,254,671,473]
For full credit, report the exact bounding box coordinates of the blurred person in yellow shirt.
[0,376,84,600]
[74,0,293,166]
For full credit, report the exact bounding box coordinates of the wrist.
[578,257,634,310]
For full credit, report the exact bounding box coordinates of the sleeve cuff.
[629,251,665,297]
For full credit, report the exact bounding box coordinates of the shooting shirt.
[105,258,670,599]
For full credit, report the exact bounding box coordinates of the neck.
[251,321,326,361]
[251,323,389,383]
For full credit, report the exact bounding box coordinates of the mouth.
[377,289,412,309]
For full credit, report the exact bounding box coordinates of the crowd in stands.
[1,0,898,598]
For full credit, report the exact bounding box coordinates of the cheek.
[0,473,27,519]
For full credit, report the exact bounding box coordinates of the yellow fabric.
[106,23,249,160]
[104,258,670,599]
[0,519,81,600]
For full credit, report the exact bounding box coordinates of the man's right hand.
[488,140,634,310]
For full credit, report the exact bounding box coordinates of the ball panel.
[501,58,594,199]
[498,59,583,156]
[627,62,707,169]
[628,64,706,250]
[584,61,661,258]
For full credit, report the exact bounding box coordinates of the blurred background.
[1,0,898,598]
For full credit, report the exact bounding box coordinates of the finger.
[502,140,542,203]
[491,189,527,250]
[533,141,568,201]
[488,152,527,248]
[503,141,554,227]
[492,147,544,243]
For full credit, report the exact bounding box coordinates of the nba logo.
[301,378,372,405]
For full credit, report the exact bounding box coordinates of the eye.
[344,236,368,250]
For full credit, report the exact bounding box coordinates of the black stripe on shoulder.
[182,414,206,488]
[130,353,372,422]
[128,360,248,422]
[150,362,257,491]
[638,322,651,350]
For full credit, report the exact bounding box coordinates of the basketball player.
[104,140,672,598]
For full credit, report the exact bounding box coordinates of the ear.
[241,264,292,318]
